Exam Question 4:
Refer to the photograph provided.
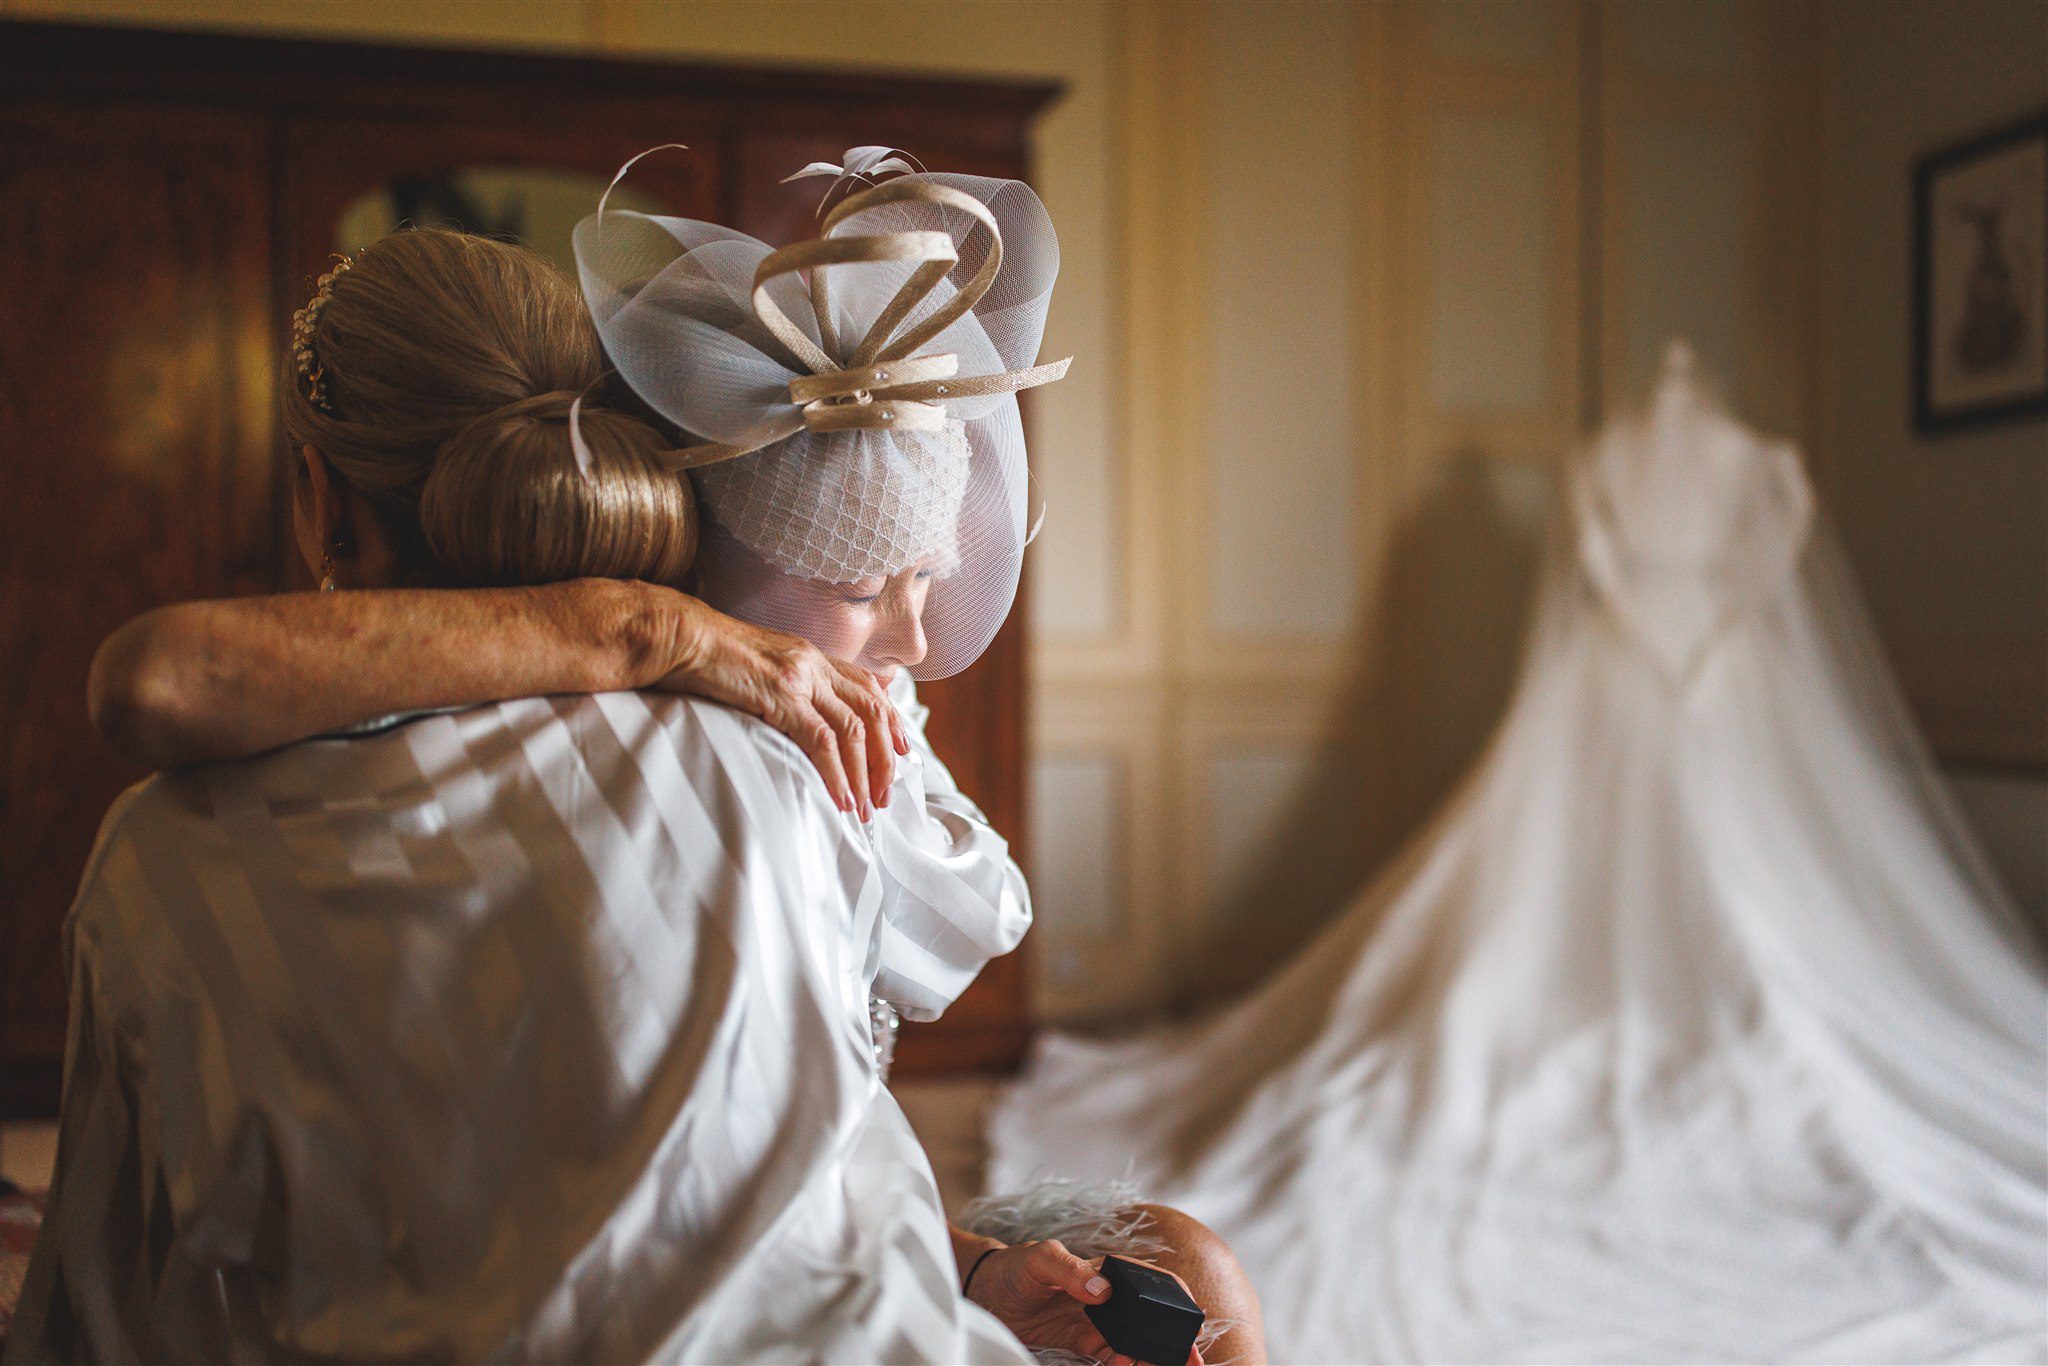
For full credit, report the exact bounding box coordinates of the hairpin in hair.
[292,253,355,413]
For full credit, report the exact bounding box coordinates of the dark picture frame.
[1913,110,2048,434]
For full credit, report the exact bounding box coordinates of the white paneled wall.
[1028,756,1125,994]
[1203,0,1360,641]
[1026,0,1824,1019]
[1027,684,1172,1020]
[1427,113,1559,413]
[1598,0,1820,436]
[1202,745,1319,913]
[1621,0,1750,78]
[1427,0,1562,66]
[1616,119,1750,390]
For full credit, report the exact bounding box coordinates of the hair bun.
[462,388,587,432]
[419,394,697,589]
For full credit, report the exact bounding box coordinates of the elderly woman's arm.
[88,577,905,811]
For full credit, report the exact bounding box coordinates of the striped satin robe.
[9,678,1034,1364]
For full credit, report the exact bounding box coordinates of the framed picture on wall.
[1913,111,2048,434]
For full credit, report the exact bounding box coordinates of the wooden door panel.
[0,103,277,1114]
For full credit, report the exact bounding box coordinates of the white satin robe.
[9,679,1035,1364]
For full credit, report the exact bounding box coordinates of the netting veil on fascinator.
[573,145,1068,679]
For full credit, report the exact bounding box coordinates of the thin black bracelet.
[961,1246,1002,1298]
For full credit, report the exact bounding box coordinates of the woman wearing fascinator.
[15,150,1263,1365]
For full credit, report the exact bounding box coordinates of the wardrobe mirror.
[335,166,664,274]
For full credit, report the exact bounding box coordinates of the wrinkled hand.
[966,1240,1203,1366]
[653,600,908,817]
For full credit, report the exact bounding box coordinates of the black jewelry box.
[1084,1255,1205,1366]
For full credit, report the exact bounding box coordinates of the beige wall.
[1819,0,2048,927]
[1821,0,2046,660]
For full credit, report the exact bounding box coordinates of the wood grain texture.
[0,20,1056,145]
[0,19,1059,1112]
[0,102,278,1115]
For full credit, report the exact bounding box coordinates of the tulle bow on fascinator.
[573,145,1067,679]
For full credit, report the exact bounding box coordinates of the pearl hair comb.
[291,254,354,413]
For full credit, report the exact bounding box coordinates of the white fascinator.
[572,146,1067,679]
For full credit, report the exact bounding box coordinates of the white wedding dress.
[12,679,1037,1364]
[989,348,2048,1364]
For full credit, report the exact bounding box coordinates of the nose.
[867,609,928,671]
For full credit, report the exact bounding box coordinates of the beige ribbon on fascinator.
[587,145,1071,472]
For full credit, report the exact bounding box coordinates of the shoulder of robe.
[69,773,200,888]
[66,694,854,928]
[599,692,854,836]
[292,692,837,809]
[62,773,198,969]
[636,690,831,782]
[90,694,837,823]
[364,691,844,828]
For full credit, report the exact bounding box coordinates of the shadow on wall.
[1177,450,1554,1009]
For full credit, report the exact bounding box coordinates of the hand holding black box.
[1082,1255,1206,1366]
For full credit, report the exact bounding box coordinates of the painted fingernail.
[1086,1276,1109,1297]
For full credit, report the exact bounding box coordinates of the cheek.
[813,609,875,663]
[702,568,868,659]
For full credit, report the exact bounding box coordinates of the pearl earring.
[321,538,348,593]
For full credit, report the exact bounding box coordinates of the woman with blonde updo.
[282,231,696,592]
[11,227,1048,1363]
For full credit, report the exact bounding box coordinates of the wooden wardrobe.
[0,20,1055,1115]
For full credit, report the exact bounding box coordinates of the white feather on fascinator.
[572,145,1067,679]
[783,144,926,204]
